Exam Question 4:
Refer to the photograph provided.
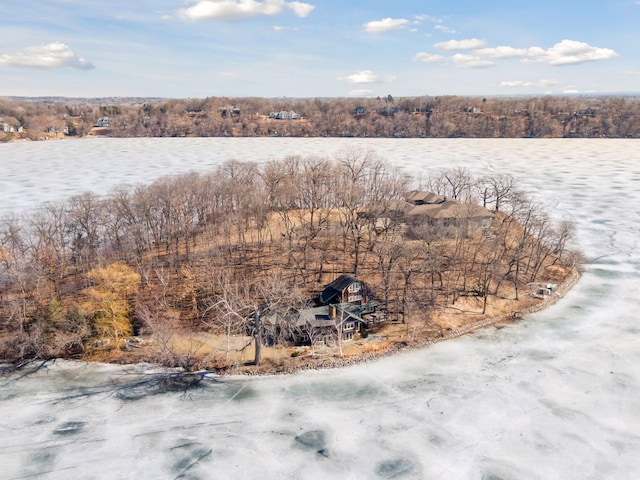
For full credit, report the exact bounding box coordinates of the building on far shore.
[268,111,301,120]
[97,117,111,127]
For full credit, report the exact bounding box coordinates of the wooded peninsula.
[0,150,581,374]
[1,94,639,141]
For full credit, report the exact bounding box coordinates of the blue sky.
[1,0,638,98]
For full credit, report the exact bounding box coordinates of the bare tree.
[203,268,304,366]
[477,173,515,212]
[260,156,301,264]
[371,239,402,312]
[202,270,252,363]
[66,192,106,269]
[423,167,473,202]
[294,156,334,278]
[396,243,422,329]
[334,149,408,274]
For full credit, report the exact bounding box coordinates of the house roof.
[307,314,335,329]
[406,190,446,205]
[319,274,358,304]
[298,306,331,327]
[359,199,411,219]
[405,202,445,216]
[299,303,367,329]
[407,201,493,219]
[262,307,301,328]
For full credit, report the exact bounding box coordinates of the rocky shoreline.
[1,269,581,380]
[222,268,582,377]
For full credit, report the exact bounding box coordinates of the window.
[347,294,362,303]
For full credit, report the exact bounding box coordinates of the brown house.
[366,191,494,237]
[405,190,446,206]
[263,275,382,347]
[318,274,371,307]
[405,200,494,235]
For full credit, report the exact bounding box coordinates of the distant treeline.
[1,94,640,141]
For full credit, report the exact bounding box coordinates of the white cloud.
[563,86,582,94]
[525,40,619,66]
[451,53,494,68]
[414,14,439,23]
[179,0,314,21]
[500,78,558,88]
[413,52,446,63]
[434,25,457,34]
[501,80,535,88]
[469,40,618,66]
[475,46,528,58]
[0,42,95,70]
[179,0,281,21]
[286,1,314,17]
[342,70,379,84]
[364,18,410,34]
[415,38,618,73]
[435,38,487,50]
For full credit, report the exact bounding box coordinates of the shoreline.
[1,270,581,380]
[210,267,583,377]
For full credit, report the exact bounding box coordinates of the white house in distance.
[1,121,23,133]
[268,111,301,120]
[96,117,111,127]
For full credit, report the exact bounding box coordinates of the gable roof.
[299,304,367,329]
[407,201,493,219]
[319,274,358,304]
[406,190,446,205]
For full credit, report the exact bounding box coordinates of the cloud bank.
[435,38,487,50]
[364,18,410,34]
[416,38,619,69]
[0,43,95,70]
[341,70,379,84]
[413,52,446,64]
[286,1,314,17]
[525,39,619,65]
[500,79,557,88]
[451,54,493,69]
[179,0,315,21]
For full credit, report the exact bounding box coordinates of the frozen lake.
[1,138,640,479]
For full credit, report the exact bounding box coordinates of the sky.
[1,0,638,99]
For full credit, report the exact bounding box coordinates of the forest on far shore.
[1,94,639,141]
